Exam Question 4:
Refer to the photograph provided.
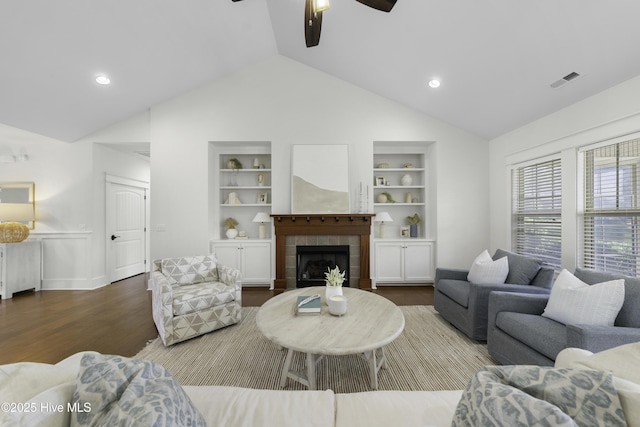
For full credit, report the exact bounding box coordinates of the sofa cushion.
[436,279,470,308]
[452,365,626,427]
[542,269,625,327]
[161,255,218,286]
[575,267,640,327]
[467,249,509,285]
[72,353,206,427]
[172,282,236,316]
[493,248,541,285]
[496,312,566,360]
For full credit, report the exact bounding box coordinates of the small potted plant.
[226,158,243,170]
[224,217,239,239]
[324,266,345,302]
[407,213,421,238]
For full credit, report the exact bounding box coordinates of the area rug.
[135,306,496,393]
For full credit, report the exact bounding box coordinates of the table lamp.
[0,203,35,243]
[374,211,393,238]
[252,212,271,239]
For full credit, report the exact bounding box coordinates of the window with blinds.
[512,158,562,270]
[583,138,640,276]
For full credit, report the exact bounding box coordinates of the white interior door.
[107,181,147,283]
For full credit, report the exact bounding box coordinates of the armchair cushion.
[436,279,470,308]
[542,269,625,327]
[172,282,237,316]
[493,248,542,285]
[467,250,509,285]
[496,312,566,360]
[161,255,218,285]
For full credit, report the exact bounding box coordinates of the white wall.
[0,121,150,291]
[147,55,489,268]
[489,75,640,270]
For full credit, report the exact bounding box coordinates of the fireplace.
[296,245,350,288]
[271,214,375,290]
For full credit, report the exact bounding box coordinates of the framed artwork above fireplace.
[291,144,349,214]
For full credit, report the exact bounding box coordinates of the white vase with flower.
[324,266,345,303]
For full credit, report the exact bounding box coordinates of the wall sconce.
[0,203,35,243]
[374,211,393,238]
[252,212,271,239]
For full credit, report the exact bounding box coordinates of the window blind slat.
[512,158,562,270]
[583,138,640,276]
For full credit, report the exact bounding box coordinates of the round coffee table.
[256,286,405,390]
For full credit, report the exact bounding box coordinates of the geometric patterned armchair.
[150,254,242,346]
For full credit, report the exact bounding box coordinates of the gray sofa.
[488,267,640,366]
[434,249,554,341]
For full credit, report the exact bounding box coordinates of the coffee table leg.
[280,348,294,388]
[368,349,378,390]
[306,352,317,390]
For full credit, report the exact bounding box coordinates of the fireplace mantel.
[271,214,375,291]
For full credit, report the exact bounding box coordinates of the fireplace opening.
[296,245,350,288]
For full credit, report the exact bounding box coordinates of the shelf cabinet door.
[239,242,271,284]
[211,241,271,285]
[374,242,405,282]
[403,242,434,281]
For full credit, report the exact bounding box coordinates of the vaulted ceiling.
[2,0,640,142]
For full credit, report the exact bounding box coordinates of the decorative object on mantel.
[374,211,393,238]
[407,213,420,238]
[224,217,239,239]
[0,203,35,243]
[252,212,270,239]
[325,266,345,302]
[291,144,350,214]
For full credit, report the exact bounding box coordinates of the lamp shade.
[374,212,393,222]
[0,203,34,222]
[313,0,330,12]
[252,212,271,223]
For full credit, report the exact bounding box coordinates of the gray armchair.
[488,267,640,366]
[434,249,554,341]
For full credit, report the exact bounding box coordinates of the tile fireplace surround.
[271,214,375,291]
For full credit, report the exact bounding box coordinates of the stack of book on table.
[294,294,321,316]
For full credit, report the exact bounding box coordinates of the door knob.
[111,235,120,241]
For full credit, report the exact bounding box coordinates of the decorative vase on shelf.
[226,228,238,239]
[400,174,413,186]
[409,224,418,238]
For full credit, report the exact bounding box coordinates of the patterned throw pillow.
[452,365,627,427]
[542,269,625,326]
[467,249,509,285]
[161,255,218,285]
[71,353,206,427]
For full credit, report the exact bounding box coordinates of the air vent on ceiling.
[550,71,582,88]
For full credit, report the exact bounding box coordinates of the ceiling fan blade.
[354,0,397,12]
[305,0,322,48]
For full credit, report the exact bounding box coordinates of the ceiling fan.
[232,0,397,48]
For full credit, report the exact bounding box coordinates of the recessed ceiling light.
[428,79,440,88]
[95,75,111,85]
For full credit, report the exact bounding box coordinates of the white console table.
[0,240,42,299]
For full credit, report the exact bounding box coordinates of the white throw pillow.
[542,269,625,326]
[467,250,509,285]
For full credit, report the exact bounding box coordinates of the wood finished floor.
[0,274,434,365]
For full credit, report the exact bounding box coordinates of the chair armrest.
[435,268,469,284]
[217,264,242,306]
[567,325,640,353]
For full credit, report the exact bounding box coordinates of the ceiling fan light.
[428,79,441,88]
[313,0,330,13]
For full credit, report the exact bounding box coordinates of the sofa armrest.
[435,268,469,284]
[567,325,640,353]
[488,291,550,333]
